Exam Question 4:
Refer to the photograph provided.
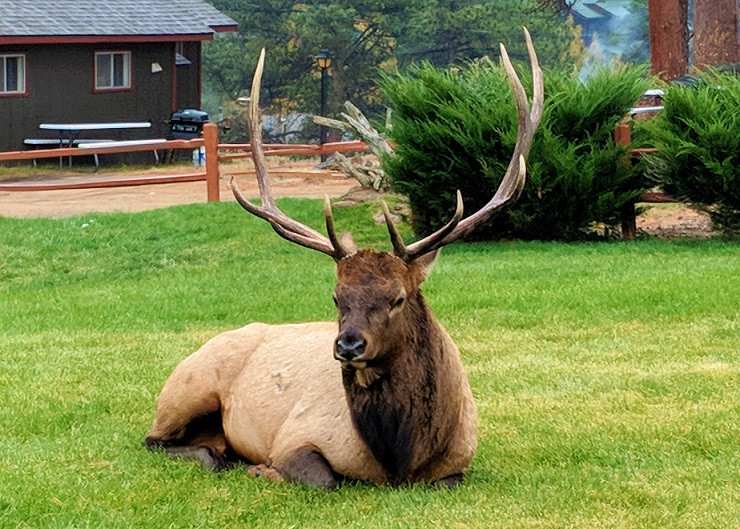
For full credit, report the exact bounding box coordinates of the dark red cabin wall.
[0,42,177,151]
[175,41,202,111]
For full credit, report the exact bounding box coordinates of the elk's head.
[330,248,438,368]
[232,30,543,374]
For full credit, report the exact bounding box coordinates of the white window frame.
[0,54,26,95]
[94,51,132,91]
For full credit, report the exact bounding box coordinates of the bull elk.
[145,29,543,488]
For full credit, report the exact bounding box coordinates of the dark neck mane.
[342,295,457,484]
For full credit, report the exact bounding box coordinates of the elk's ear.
[410,249,440,283]
[340,232,358,255]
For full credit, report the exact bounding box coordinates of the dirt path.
[0,163,715,239]
[0,166,356,219]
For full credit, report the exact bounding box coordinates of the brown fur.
[146,249,478,487]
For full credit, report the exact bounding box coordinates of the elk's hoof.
[248,464,284,483]
[435,473,464,488]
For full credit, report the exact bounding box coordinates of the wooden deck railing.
[0,124,370,202]
[614,113,676,241]
[217,139,368,161]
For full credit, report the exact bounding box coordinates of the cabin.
[571,0,647,62]
[0,0,236,151]
[572,0,630,47]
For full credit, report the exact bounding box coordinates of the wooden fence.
[0,123,370,202]
[3,118,677,241]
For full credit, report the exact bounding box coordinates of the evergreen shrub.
[382,61,650,240]
[638,71,740,236]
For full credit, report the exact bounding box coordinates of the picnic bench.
[78,139,167,167]
[24,138,113,147]
[23,138,115,167]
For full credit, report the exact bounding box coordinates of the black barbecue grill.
[167,109,209,139]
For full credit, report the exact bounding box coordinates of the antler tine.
[229,177,333,254]
[398,28,543,260]
[323,195,349,256]
[382,200,409,260]
[524,27,544,128]
[231,48,350,260]
[387,191,464,262]
[249,48,274,209]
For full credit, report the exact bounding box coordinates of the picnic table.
[38,122,152,167]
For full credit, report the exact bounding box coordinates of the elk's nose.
[335,331,366,361]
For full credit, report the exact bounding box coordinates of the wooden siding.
[0,41,201,151]
[176,41,202,112]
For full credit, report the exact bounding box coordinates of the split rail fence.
[3,119,678,242]
[0,123,370,201]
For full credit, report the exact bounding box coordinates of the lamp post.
[314,49,333,161]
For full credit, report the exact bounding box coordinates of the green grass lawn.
[0,200,737,529]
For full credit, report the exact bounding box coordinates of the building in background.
[0,0,236,151]
[572,0,650,64]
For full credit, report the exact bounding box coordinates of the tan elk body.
[146,30,543,488]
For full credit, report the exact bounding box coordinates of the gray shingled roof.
[0,0,237,37]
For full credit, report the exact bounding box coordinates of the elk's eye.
[392,296,405,309]
[332,295,339,307]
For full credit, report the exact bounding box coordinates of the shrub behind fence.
[383,61,650,241]
[637,70,740,237]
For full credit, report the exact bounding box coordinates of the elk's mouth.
[348,360,367,369]
[333,351,368,370]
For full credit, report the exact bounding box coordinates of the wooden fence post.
[203,123,220,202]
[615,119,637,241]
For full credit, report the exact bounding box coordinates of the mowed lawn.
[0,200,737,529]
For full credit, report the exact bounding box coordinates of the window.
[0,54,26,95]
[95,51,131,91]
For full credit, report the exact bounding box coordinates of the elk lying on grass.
[145,29,543,488]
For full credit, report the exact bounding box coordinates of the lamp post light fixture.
[315,48,333,70]
[314,49,333,161]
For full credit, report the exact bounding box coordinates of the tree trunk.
[648,0,690,80]
[693,0,740,67]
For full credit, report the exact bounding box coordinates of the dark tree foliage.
[535,0,578,16]
[204,0,576,134]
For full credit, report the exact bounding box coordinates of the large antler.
[384,27,544,262]
[231,49,352,261]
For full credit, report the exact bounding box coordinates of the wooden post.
[614,119,632,147]
[648,0,690,80]
[615,118,638,241]
[203,123,220,202]
[694,0,740,67]
[620,201,638,242]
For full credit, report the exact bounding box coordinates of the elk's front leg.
[160,445,231,471]
[271,446,338,489]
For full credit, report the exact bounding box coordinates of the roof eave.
[210,24,238,33]
[0,34,215,45]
